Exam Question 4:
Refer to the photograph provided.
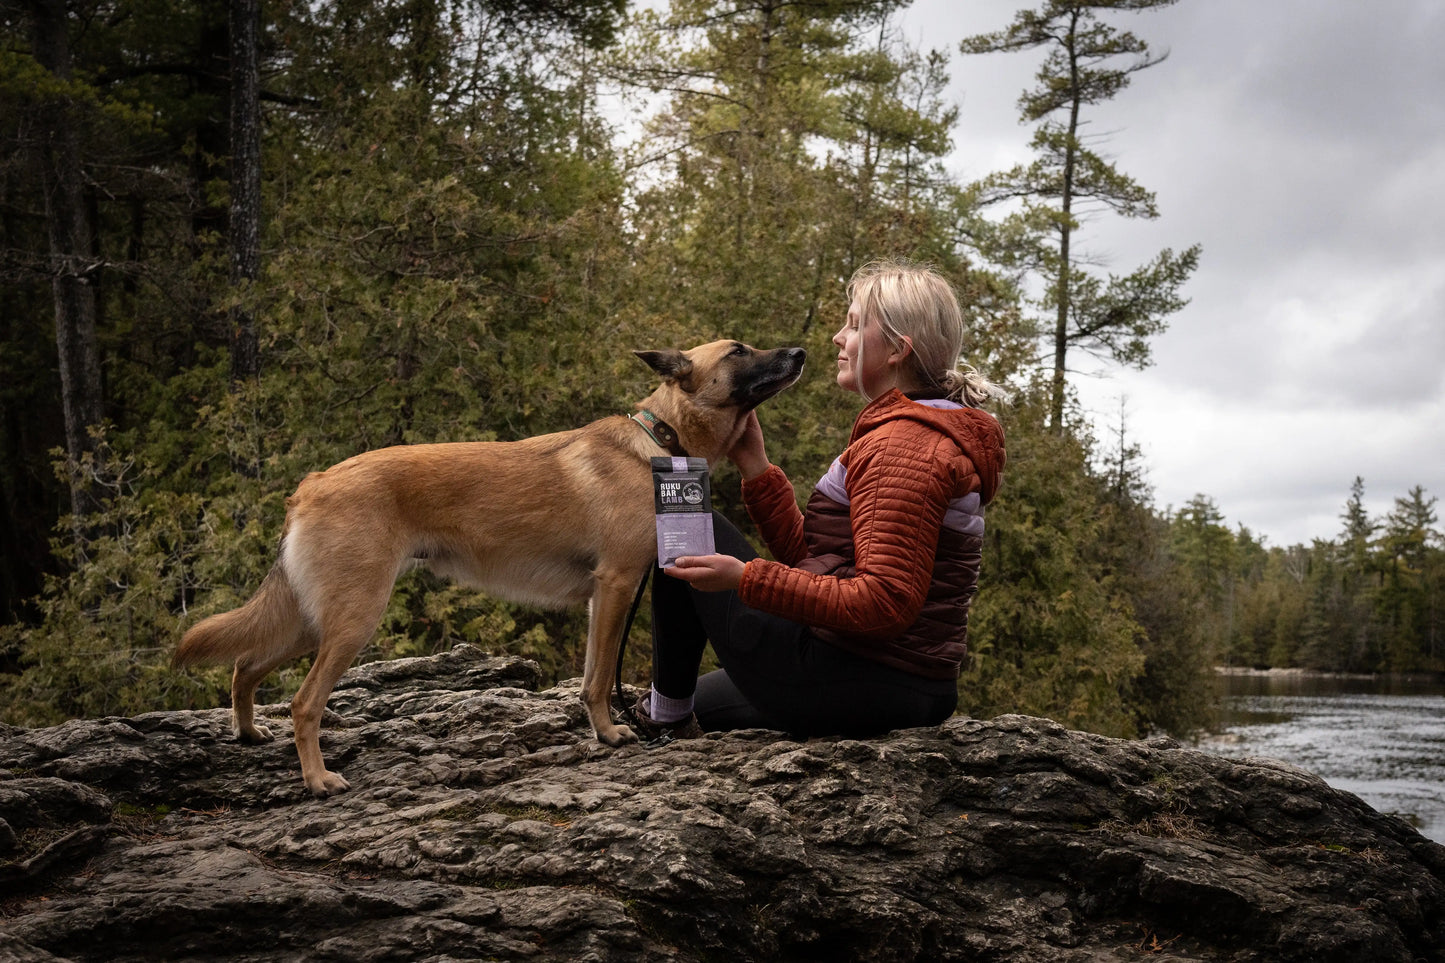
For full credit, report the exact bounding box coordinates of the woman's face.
[833,299,902,397]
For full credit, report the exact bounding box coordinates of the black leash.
[614,566,653,724]
[615,415,687,725]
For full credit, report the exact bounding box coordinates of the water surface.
[1202,671,1445,844]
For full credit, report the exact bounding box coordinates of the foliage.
[1,0,632,722]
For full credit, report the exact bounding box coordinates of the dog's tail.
[173,564,305,669]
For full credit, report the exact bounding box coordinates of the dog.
[173,340,806,796]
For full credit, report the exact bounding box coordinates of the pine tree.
[620,0,908,332]
[1,0,244,615]
[1316,477,1382,670]
[1378,486,1441,670]
[959,0,1199,430]
[616,0,985,486]
[1339,476,1376,575]
[1091,404,1213,734]
[227,0,261,388]
[963,391,1147,737]
[22,0,106,519]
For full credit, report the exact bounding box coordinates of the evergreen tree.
[17,0,107,520]
[616,0,974,489]
[1166,494,1236,666]
[228,0,261,387]
[962,387,1148,737]
[1225,525,1271,665]
[833,30,960,274]
[1260,546,1311,667]
[1287,480,1382,672]
[619,0,910,331]
[1339,476,1376,577]
[958,0,1199,430]
[1091,407,1213,735]
[1,0,245,615]
[1378,486,1441,670]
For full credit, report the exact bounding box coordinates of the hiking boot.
[628,693,705,746]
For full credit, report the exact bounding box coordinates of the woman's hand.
[663,554,747,592]
[728,411,770,481]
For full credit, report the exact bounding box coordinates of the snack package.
[651,456,715,568]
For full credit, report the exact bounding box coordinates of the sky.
[895,0,1445,547]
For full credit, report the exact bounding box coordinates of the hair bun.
[945,364,1004,407]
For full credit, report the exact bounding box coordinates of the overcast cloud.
[899,0,1445,546]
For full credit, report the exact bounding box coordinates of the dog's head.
[635,340,806,413]
[633,340,806,462]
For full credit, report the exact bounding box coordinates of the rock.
[1,643,1442,962]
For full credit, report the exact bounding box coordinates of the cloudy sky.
[896,0,1445,547]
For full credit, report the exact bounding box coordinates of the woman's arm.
[726,410,809,565]
[742,466,809,565]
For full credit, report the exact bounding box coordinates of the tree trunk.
[229,0,261,385]
[1048,10,1084,434]
[29,0,104,519]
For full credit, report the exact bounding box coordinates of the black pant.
[649,512,958,737]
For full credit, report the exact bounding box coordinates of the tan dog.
[174,340,806,796]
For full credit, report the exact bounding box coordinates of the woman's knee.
[694,668,780,731]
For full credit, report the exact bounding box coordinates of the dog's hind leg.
[231,630,314,744]
[289,583,392,797]
[232,659,277,744]
[581,564,645,747]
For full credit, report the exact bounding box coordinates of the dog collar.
[631,409,689,457]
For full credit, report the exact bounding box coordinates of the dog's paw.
[305,770,351,798]
[235,723,274,744]
[598,724,639,747]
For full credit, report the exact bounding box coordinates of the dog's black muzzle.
[737,347,807,410]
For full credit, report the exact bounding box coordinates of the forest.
[2,0,1441,739]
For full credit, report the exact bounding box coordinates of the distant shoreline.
[1214,665,1445,683]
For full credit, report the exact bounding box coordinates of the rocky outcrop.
[2,644,1442,962]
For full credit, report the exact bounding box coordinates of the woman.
[631,258,1006,741]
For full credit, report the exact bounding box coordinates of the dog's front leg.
[580,565,644,747]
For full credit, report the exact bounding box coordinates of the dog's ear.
[634,349,694,385]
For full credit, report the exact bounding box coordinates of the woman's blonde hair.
[846,258,1000,406]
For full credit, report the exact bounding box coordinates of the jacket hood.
[852,389,1007,504]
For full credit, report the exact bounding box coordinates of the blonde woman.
[632,259,1006,741]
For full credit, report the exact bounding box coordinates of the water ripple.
[1200,673,1445,843]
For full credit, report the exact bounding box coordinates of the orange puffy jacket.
[737,388,1006,679]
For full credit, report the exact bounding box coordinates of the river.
[1201,669,1445,844]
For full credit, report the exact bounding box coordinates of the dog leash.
[614,565,653,726]
[615,414,689,728]
[615,566,691,749]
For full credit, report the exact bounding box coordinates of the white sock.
[648,687,694,724]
